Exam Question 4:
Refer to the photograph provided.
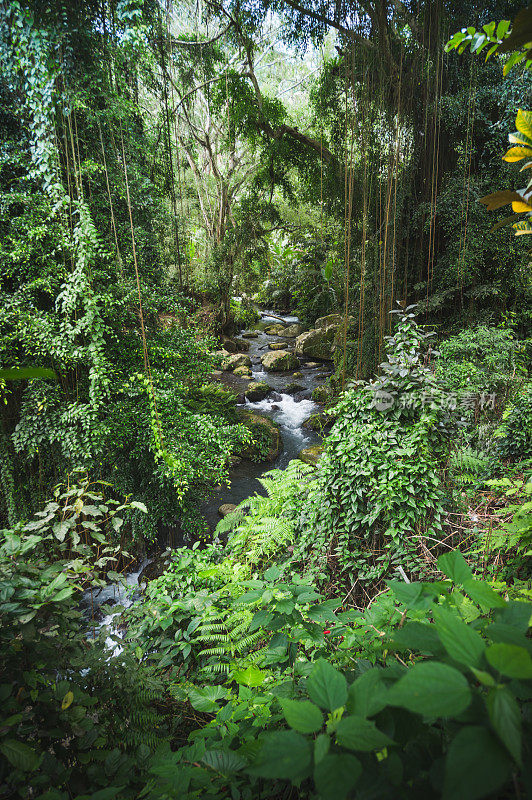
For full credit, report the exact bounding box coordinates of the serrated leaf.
[487,686,522,764]
[306,658,347,711]
[280,698,323,734]
[0,739,40,771]
[486,643,532,678]
[433,607,485,667]
[443,726,510,800]
[314,753,362,799]
[437,551,472,583]
[335,715,394,751]
[387,662,471,717]
[249,730,311,779]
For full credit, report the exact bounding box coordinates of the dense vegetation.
[0,0,531,798]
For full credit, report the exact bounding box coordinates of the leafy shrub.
[295,306,450,589]
[495,381,532,459]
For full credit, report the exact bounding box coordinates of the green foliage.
[295,307,449,588]
[495,381,532,458]
[0,480,168,797]
[436,325,519,396]
[220,460,316,566]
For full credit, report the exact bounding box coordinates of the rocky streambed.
[201,309,340,528]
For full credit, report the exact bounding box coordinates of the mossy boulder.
[314,313,354,329]
[302,413,332,433]
[242,331,259,338]
[284,382,305,395]
[295,327,336,361]
[233,337,250,352]
[269,341,289,351]
[261,350,299,371]
[298,444,324,467]
[222,353,252,371]
[236,409,282,461]
[312,385,332,403]
[292,371,303,379]
[279,323,305,338]
[264,324,285,335]
[234,365,252,377]
[245,381,271,401]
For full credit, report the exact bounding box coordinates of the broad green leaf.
[280,698,323,734]
[188,685,228,712]
[487,686,522,764]
[391,622,443,655]
[201,749,246,773]
[233,666,266,687]
[306,658,347,711]
[516,109,532,142]
[387,662,471,717]
[61,691,74,710]
[486,643,532,678]
[462,579,506,610]
[387,581,422,607]
[314,733,330,764]
[433,607,485,667]
[496,19,510,39]
[346,669,388,718]
[335,715,394,751]
[130,500,148,513]
[314,753,362,799]
[437,551,472,584]
[0,739,40,771]
[443,726,510,800]
[249,730,311,779]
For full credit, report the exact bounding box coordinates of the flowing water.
[200,309,329,528]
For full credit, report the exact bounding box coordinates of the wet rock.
[284,382,305,395]
[302,413,332,433]
[222,336,238,353]
[234,337,250,352]
[234,366,252,377]
[219,503,238,517]
[264,324,285,335]
[271,404,280,410]
[292,371,303,379]
[236,409,282,461]
[222,353,252,371]
[295,327,336,361]
[312,386,332,403]
[279,323,305,338]
[304,361,321,368]
[245,381,271,401]
[270,392,282,401]
[314,313,354,329]
[261,350,299,371]
[298,444,324,467]
[269,341,289,351]
[241,331,259,338]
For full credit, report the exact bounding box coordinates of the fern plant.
[218,460,316,567]
[449,447,493,486]
[193,604,261,677]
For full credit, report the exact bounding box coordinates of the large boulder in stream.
[242,331,259,338]
[279,323,305,338]
[269,341,289,351]
[236,409,282,461]
[295,327,336,361]
[222,353,252,371]
[219,503,238,517]
[234,365,252,377]
[261,350,299,371]
[298,444,324,467]
[264,324,286,335]
[314,313,354,330]
[245,381,271,401]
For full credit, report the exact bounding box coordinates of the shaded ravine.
[83,310,330,626]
